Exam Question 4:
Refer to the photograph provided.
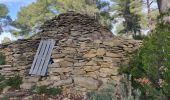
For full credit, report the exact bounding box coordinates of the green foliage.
[0,4,12,34]
[120,22,170,99]
[14,0,113,36]
[31,85,62,96]
[87,75,141,100]
[0,53,6,65]
[0,75,6,91]
[6,76,22,89]
[111,0,142,38]
[0,4,8,17]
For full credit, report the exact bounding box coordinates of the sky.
[0,0,158,43]
[0,0,35,43]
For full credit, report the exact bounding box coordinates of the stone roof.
[32,12,113,40]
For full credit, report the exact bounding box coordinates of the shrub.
[31,85,62,96]
[6,76,22,89]
[0,75,5,82]
[87,75,141,100]
[120,22,170,99]
[0,53,5,65]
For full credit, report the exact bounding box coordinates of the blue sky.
[0,0,35,43]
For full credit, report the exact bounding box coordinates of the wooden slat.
[29,40,43,74]
[32,40,47,75]
[40,39,55,76]
[36,40,51,75]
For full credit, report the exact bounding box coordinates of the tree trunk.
[147,0,152,28]
[157,0,170,22]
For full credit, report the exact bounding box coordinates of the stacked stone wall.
[0,12,142,92]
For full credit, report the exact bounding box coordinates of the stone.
[63,98,71,100]
[99,78,110,84]
[86,61,97,66]
[96,48,106,56]
[94,40,102,44]
[111,75,122,83]
[99,73,107,78]
[83,53,96,58]
[99,68,119,76]
[59,61,73,67]
[106,52,121,58]
[103,57,113,62]
[2,86,11,93]
[74,77,100,90]
[86,71,99,79]
[49,67,73,73]
[50,76,60,81]
[51,54,65,58]
[100,63,113,68]
[37,80,53,86]
[84,66,100,72]
[20,83,35,89]
[49,63,60,68]
[70,31,80,36]
[23,77,40,83]
[83,50,97,58]
[53,59,64,63]
[53,78,73,87]
[74,62,86,67]
[103,41,114,46]
[72,69,86,75]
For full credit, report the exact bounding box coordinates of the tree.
[111,0,142,39]
[13,0,55,36]
[0,4,12,34]
[157,0,170,22]
[14,0,113,36]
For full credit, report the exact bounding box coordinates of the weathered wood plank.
[40,39,55,76]
[32,40,47,75]
[36,40,51,75]
[29,40,43,74]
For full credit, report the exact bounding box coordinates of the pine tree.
[111,0,142,39]
[0,4,12,34]
[14,0,113,36]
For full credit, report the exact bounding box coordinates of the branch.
[149,1,154,6]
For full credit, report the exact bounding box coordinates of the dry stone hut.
[0,12,142,92]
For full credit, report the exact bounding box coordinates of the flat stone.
[100,63,114,68]
[96,48,106,56]
[99,67,119,76]
[86,61,97,66]
[37,80,53,86]
[103,57,113,62]
[53,59,64,63]
[59,61,73,67]
[72,69,86,75]
[49,67,73,73]
[94,40,102,44]
[53,78,73,87]
[49,63,60,68]
[74,77,100,90]
[99,73,107,78]
[50,76,60,81]
[103,41,114,46]
[2,86,11,94]
[111,75,122,83]
[86,71,99,78]
[83,53,96,58]
[84,66,100,72]
[106,52,121,58]
[83,50,97,58]
[74,62,86,67]
[20,83,35,89]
